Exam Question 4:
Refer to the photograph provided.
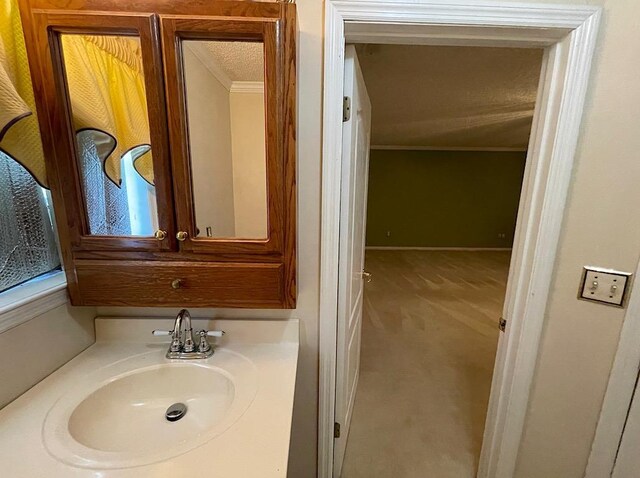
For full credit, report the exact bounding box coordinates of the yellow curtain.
[0,0,154,188]
[0,0,48,187]
[61,35,155,186]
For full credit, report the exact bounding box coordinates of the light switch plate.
[579,266,633,307]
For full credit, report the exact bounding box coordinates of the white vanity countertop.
[0,317,299,478]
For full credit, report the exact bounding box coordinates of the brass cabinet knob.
[154,229,167,241]
[171,279,183,289]
[176,231,188,241]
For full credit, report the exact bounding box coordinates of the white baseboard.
[365,246,513,251]
[370,145,527,152]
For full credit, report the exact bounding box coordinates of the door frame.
[318,2,601,478]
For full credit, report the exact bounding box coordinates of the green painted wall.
[366,150,526,248]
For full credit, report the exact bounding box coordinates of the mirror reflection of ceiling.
[199,41,264,82]
[355,44,544,150]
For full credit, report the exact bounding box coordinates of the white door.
[612,373,640,477]
[333,45,372,477]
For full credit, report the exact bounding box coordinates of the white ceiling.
[355,44,544,150]
[196,40,264,82]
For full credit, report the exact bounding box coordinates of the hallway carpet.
[340,250,510,478]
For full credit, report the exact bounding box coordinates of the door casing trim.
[318,1,601,477]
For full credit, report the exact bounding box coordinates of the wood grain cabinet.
[19,0,297,307]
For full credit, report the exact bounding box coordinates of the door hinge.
[334,422,341,438]
[499,317,507,332]
[343,96,351,122]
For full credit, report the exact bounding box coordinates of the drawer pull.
[171,279,183,289]
[176,231,188,241]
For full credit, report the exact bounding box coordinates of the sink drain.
[165,403,187,422]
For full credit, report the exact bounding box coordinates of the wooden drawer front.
[74,261,285,307]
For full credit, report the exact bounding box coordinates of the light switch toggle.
[579,266,633,307]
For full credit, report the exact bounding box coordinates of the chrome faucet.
[153,309,225,359]
[172,309,195,353]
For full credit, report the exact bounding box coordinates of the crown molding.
[230,81,265,94]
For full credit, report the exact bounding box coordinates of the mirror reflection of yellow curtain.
[0,0,48,187]
[1,1,154,187]
[61,35,154,186]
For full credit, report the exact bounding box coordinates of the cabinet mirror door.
[30,13,175,251]
[61,34,159,238]
[162,18,284,255]
[182,39,267,240]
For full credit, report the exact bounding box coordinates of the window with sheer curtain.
[0,151,61,294]
[1,0,61,294]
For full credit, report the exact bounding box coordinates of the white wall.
[229,90,268,238]
[513,0,640,476]
[184,46,236,237]
[0,303,95,408]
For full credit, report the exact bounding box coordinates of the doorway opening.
[334,43,543,477]
[318,3,601,478]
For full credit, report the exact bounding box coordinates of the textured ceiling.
[355,44,544,150]
[199,41,264,82]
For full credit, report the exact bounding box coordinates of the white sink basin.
[69,364,234,453]
[43,349,258,469]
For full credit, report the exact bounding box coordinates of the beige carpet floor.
[340,250,510,478]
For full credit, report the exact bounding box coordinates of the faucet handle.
[152,329,173,336]
[203,330,225,338]
[153,329,182,352]
[197,329,225,353]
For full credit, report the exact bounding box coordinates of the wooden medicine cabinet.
[19,0,297,308]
